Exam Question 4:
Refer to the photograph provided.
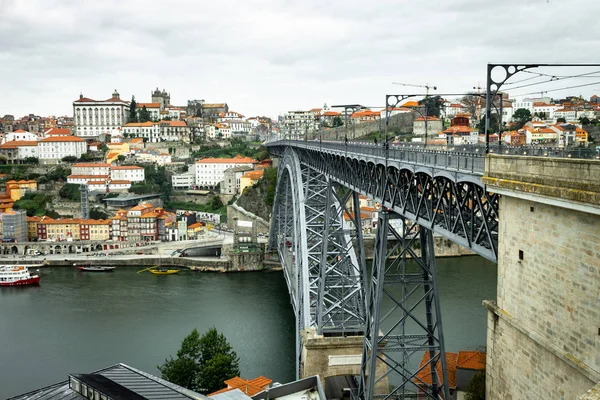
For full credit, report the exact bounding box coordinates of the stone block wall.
[483,154,600,399]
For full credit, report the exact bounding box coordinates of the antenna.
[392,82,437,97]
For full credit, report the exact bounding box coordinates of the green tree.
[464,369,486,400]
[90,208,109,219]
[59,183,82,201]
[138,106,152,123]
[158,327,240,394]
[129,96,138,123]
[23,156,39,165]
[557,117,566,123]
[117,155,126,162]
[512,108,532,129]
[61,156,78,163]
[332,116,344,127]
[13,193,52,216]
[418,95,444,118]
[477,114,500,134]
[47,166,71,182]
[78,153,92,162]
[579,116,591,125]
[209,196,223,210]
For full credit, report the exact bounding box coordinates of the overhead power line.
[511,79,600,97]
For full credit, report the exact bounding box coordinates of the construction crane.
[392,82,437,96]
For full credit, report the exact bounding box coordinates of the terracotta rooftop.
[110,165,143,170]
[196,155,257,164]
[0,140,38,148]
[457,351,486,371]
[415,351,458,389]
[209,376,272,397]
[39,136,85,142]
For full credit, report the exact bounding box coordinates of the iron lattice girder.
[269,147,366,334]
[359,212,450,400]
[267,142,499,262]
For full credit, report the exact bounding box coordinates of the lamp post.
[331,104,366,143]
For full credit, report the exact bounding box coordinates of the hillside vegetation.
[236,167,276,221]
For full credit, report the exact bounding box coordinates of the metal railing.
[267,139,487,174]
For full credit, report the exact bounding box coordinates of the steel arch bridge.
[267,140,499,400]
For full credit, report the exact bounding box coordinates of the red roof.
[0,140,38,148]
[196,155,257,164]
[457,351,486,371]
[415,352,458,389]
[110,165,143,170]
[39,136,85,142]
[45,128,71,135]
[74,97,96,102]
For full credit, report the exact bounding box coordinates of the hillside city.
[0,88,598,245]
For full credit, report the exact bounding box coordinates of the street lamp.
[331,104,367,143]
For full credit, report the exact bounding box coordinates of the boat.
[0,265,41,287]
[137,266,180,275]
[74,263,116,272]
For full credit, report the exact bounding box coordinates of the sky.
[1,0,600,119]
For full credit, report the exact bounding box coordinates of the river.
[0,256,496,399]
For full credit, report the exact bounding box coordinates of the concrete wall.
[313,113,415,141]
[227,203,270,233]
[144,142,191,159]
[483,155,600,399]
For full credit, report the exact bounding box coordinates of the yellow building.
[26,216,41,241]
[6,180,37,201]
[82,219,111,241]
[240,170,264,194]
[187,222,204,240]
[0,193,13,212]
[106,142,130,164]
[45,219,81,241]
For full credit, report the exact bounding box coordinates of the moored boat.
[149,267,180,275]
[74,264,116,272]
[0,265,41,286]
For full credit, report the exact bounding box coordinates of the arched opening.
[95,244,103,251]
[54,245,62,254]
[11,246,18,255]
[68,245,74,254]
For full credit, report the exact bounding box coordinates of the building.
[136,102,162,121]
[0,140,38,163]
[72,163,111,176]
[209,376,273,397]
[350,110,381,124]
[38,135,87,161]
[281,110,319,138]
[221,166,253,195]
[172,171,196,190]
[2,129,38,143]
[73,90,130,138]
[195,155,257,188]
[239,170,264,194]
[109,165,145,182]
[6,180,37,201]
[8,363,208,400]
[122,120,190,142]
[134,149,172,165]
[151,88,171,109]
[158,120,190,141]
[122,121,160,141]
[1,210,27,242]
[412,116,443,137]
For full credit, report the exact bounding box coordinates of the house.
[73,91,130,138]
[209,376,273,397]
[239,170,264,194]
[221,166,253,195]
[195,155,257,189]
[0,140,38,164]
[8,363,208,400]
[38,135,87,162]
[413,116,443,137]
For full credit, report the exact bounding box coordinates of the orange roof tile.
[68,174,109,180]
[415,352,458,389]
[457,351,486,371]
[402,101,420,108]
[141,212,158,218]
[73,163,110,168]
[159,120,187,127]
[110,165,143,170]
[196,155,257,164]
[415,116,440,121]
[39,136,85,142]
[124,122,154,128]
[45,128,71,135]
[109,180,131,184]
[209,376,270,397]
[188,222,204,229]
[248,376,273,389]
[0,140,38,148]
[13,129,28,133]
[242,170,264,180]
[136,102,161,108]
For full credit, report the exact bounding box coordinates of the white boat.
[0,265,41,286]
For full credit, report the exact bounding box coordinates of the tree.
[117,155,126,162]
[23,156,39,165]
[512,108,532,129]
[459,92,482,117]
[579,116,591,125]
[332,116,344,127]
[557,117,566,123]
[129,96,138,123]
[90,208,109,219]
[478,114,500,134]
[209,196,223,210]
[464,369,486,400]
[61,156,78,163]
[418,95,444,118]
[59,183,81,201]
[158,327,240,394]
[138,106,152,123]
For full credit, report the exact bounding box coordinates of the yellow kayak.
[149,268,180,275]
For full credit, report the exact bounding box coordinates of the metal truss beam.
[359,211,450,400]
[269,148,366,377]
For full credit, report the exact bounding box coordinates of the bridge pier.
[483,155,600,399]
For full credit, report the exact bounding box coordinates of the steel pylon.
[359,210,450,400]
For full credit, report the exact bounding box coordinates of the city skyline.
[2,0,600,118]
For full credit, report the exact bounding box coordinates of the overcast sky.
[2,0,600,119]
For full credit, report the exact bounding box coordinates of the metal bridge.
[266,139,505,399]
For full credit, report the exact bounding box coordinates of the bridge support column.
[359,211,450,400]
[483,155,600,399]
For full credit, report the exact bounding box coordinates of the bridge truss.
[268,142,499,399]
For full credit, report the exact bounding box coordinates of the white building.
[532,102,560,119]
[109,165,145,182]
[218,111,245,121]
[226,120,252,134]
[71,163,111,176]
[136,103,162,121]
[514,97,551,114]
[2,129,39,144]
[73,90,130,138]
[157,120,190,142]
[134,150,172,166]
[554,108,577,121]
[280,110,319,138]
[171,172,196,190]
[122,122,160,141]
[0,140,39,163]
[195,155,257,188]
[38,136,87,161]
[67,175,109,185]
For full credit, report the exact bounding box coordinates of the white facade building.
[122,122,160,141]
[109,166,145,182]
[532,103,560,119]
[73,90,130,138]
[195,156,257,188]
[2,129,39,144]
[38,136,87,160]
[0,141,39,163]
[281,110,319,137]
[171,172,196,190]
[71,163,111,176]
[67,175,109,185]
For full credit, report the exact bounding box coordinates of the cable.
[503,74,546,86]
[503,69,600,91]
[511,80,600,98]
[523,69,600,79]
